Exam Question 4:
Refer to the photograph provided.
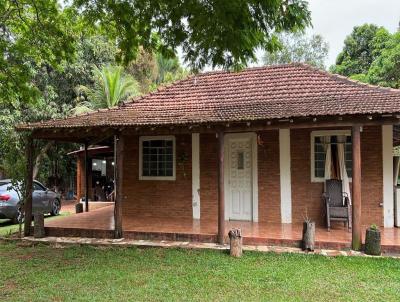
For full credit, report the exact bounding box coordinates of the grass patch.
[0,212,70,237]
[0,242,400,301]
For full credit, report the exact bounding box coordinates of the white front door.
[226,134,254,221]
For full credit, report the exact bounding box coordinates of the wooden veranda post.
[84,142,89,212]
[217,131,225,244]
[76,155,84,202]
[114,134,124,238]
[24,136,33,236]
[352,125,362,250]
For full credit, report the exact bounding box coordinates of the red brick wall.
[257,130,281,224]
[291,126,383,226]
[122,134,193,220]
[121,127,384,226]
[291,128,326,225]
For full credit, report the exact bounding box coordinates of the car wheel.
[12,207,25,224]
[50,199,61,216]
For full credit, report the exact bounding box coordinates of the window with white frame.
[139,136,176,180]
[311,131,352,182]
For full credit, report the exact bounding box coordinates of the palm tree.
[155,53,180,84]
[73,65,140,114]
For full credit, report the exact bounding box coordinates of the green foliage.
[370,224,379,231]
[38,34,117,109]
[126,48,158,93]
[155,53,190,86]
[0,114,26,182]
[73,0,311,70]
[330,24,391,76]
[367,32,400,88]
[263,33,329,69]
[75,65,140,112]
[2,0,311,107]
[0,98,74,185]
[156,54,181,84]
[331,24,400,89]
[0,0,76,105]
[1,32,117,184]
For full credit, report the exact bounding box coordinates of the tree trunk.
[33,213,45,238]
[228,228,243,257]
[24,137,34,237]
[302,221,315,251]
[32,141,53,179]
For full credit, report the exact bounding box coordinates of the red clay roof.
[18,63,400,130]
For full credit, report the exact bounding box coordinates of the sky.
[308,0,400,67]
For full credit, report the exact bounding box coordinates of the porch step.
[43,226,400,254]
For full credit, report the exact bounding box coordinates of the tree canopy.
[0,9,188,185]
[330,24,390,76]
[1,0,76,105]
[367,31,400,88]
[1,0,311,106]
[331,23,400,88]
[74,0,311,70]
[263,33,329,69]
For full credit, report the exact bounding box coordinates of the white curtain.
[394,156,400,186]
[320,136,331,180]
[337,135,351,205]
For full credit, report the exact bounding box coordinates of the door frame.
[224,132,258,222]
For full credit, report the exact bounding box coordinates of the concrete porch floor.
[45,205,400,252]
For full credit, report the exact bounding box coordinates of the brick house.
[18,64,400,249]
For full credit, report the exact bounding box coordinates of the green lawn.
[1,242,400,302]
[0,213,70,237]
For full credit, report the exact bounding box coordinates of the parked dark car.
[0,179,61,223]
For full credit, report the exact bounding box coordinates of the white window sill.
[139,176,176,181]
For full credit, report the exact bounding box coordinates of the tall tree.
[331,23,400,89]
[126,47,158,93]
[2,0,311,106]
[73,0,311,70]
[263,33,329,69]
[0,33,117,183]
[367,31,400,88]
[330,24,391,76]
[0,0,76,105]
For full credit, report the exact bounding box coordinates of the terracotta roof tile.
[18,63,400,130]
